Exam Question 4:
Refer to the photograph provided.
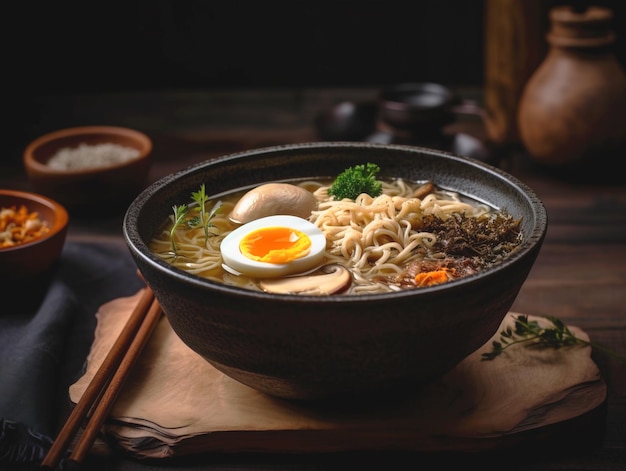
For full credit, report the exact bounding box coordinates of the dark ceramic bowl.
[377,82,460,134]
[123,142,547,401]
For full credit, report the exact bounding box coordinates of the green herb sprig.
[328,163,383,200]
[482,314,626,361]
[168,184,223,255]
[188,184,223,247]
[169,204,189,256]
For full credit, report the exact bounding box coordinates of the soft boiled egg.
[220,215,326,278]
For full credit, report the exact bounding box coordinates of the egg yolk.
[239,226,311,264]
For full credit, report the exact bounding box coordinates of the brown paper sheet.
[70,290,607,459]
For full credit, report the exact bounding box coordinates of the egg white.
[220,215,327,278]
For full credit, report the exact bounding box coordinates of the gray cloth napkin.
[0,240,144,468]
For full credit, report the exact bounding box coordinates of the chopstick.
[41,287,162,470]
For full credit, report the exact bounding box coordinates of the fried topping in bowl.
[0,205,50,248]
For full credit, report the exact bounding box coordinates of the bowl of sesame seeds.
[23,126,153,214]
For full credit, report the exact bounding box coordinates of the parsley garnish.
[327,163,383,200]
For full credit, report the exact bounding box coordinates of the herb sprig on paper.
[482,314,626,361]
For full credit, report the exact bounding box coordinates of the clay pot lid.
[547,6,616,47]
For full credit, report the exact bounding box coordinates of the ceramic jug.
[517,5,626,176]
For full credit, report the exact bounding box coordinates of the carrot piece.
[414,269,453,287]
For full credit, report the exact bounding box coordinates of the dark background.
[8,0,626,94]
[5,0,626,162]
[10,1,484,93]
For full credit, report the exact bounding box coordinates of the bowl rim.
[0,189,69,252]
[23,125,153,176]
[124,141,548,302]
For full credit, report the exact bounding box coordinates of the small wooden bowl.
[0,189,68,282]
[23,126,153,214]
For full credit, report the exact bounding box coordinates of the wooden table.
[2,87,625,470]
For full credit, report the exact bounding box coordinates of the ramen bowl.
[123,142,547,402]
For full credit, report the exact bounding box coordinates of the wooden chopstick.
[41,287,162,469]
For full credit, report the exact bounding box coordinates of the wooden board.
[69,290,607,459]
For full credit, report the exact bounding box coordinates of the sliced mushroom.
[259,264,351,295]
[229,183,318,224]
[413,181,435,199]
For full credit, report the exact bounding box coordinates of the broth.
[150,177,523,295]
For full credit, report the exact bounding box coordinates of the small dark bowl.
[378,82,460,134]
[0,189,68,283]
[315,101,378,141]
[123,142,547,402]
